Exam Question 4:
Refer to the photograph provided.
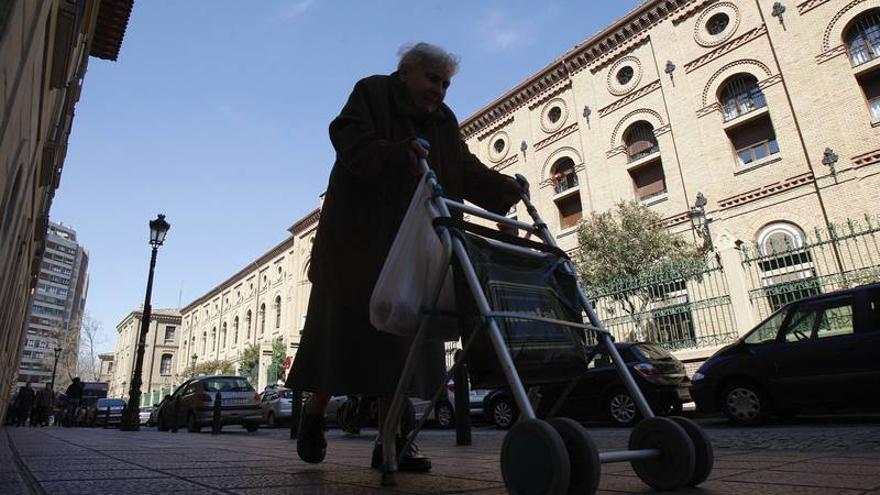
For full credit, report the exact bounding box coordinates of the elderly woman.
[288,42,522,471]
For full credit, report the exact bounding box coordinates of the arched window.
[718,74,779,167]
[624,121,658,162]
[260,303,266,335]
[211,327,217,351]
[233,316,239,344]
[755,222,820,312]
[246,310,252,339]
[201,332,206,355]
[845,9,880,66]
[160,354,173,375]
[550,157,579,194]
[719,74,766,121]
[221,322,227,348]
[274,296,282,329]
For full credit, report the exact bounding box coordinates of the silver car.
[260,387,295,427]
[156,375,262,432]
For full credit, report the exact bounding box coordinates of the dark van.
[690,283,880,425]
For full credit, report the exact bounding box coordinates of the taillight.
[254,393,261,402]
[633,363,659,377]
[447,383,455,392]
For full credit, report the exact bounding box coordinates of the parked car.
[484,342,691,428]
[260,386,296,427]
[139,405,153,426]
[155,375,262,432]
[691,283,880,425]
[89,398,126,427]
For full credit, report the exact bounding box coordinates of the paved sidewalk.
[2,423,880,494]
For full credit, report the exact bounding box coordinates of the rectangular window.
[859,70,880,124]
[629,161,667,201]
[165,326,176,342]
[555,194,583,230]
[728,114,779,166]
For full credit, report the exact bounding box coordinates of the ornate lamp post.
[689,192,713,252]
[121,214,170,431]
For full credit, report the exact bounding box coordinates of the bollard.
[171,397,180,433]
[453,351,472,446]
[104,406,111,429]
[211,391,222,434]
[289,390,302,440]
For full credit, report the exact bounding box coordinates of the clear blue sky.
[52,0,643,353]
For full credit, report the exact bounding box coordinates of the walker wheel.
[548,418,600,495]
[670,416,713,487]
[628,417,695,491]
[501,419,570,495]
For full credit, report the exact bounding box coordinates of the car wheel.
[721,382,770,426]
[491,396,518,430]
[606,390,639,426]
[245,423,259,433]
[267,411,277,428]
[435,401,455,429]
[157,414,169,432]
[187,412,201,433]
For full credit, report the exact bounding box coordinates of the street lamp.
[49,346,62,392]
[689,192,713,252]
[121,214,170,431]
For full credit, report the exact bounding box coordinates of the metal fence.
[742,214,880,320]
[587,256,738,352]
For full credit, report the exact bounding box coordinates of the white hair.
[397,42,460,76]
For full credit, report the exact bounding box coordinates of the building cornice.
[116,310,181,332]
[289,208,321,236]
[460,0,694,139]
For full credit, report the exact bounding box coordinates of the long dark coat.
[288,72,516,398]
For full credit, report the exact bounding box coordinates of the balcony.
[848,40,880,68]
[722,90,767,122]
[552,173,579,194]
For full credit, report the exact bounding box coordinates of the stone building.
[0,0,132,419]
[98,352,114,384]
[179,0,880,375]
[16,222,89,390]
[108,309,181,406]
[178,210,319,391]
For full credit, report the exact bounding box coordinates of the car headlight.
[691,372,705,382]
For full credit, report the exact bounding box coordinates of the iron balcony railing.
[553,173,579,194]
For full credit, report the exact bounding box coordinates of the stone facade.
[178,0,880,376]
[97,352,114,384]
[108,309,181,406]
[0,0,132,420]
[178,210,319,389]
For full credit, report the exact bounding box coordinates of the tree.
[238,338,286,387]
[179,359,234,379]
[575,200,706,342]
[76,313,102,382]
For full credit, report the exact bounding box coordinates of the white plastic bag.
[370,174,457,339]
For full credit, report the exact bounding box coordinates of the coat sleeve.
[328,79,411,184]
[459,139,519,215]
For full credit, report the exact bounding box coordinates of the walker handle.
[514,173,531,200]
[415,137,431,176]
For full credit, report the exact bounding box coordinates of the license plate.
[677,388,691,399]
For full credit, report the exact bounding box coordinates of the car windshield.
[96,399,125,408]
[202,378,254,392]
[743,308,788,344]
[634,343,675,361]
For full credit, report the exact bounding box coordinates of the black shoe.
[371,439,432,472]
[297,413,327,464]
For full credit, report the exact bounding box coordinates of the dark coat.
[309,72,516,308]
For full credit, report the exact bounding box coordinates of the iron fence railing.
[586,256,738,353]
[741,214,880,320]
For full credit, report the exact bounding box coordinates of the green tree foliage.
[238,337,287,387]
[575,200,706,341]
[181,359,234,378]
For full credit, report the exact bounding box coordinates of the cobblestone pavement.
[2,416,880,494]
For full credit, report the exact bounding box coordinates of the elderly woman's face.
[400,64,452,114]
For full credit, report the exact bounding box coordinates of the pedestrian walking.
[32,386,53,426]
[15,382,35,427]
[64,377,85,427]
[287,42,523,472]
